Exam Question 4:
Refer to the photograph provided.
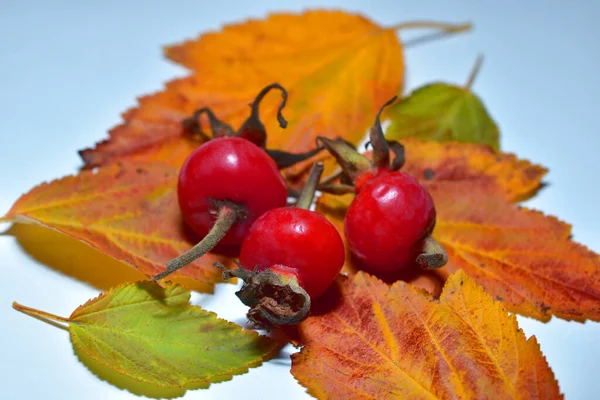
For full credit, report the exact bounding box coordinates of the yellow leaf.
[3,162,232,292]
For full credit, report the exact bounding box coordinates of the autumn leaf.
[6,223,149,291]
[79,77,204,169]
[80,10,469,173]
[291,270,562,400]
[317,139,600,322]
[386,57,500,151]
[13,281,278,397]
[396,139,543,202]
[2,162,233,292]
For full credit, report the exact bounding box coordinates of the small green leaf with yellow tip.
[13,281,279,397]
[386,56,500,151]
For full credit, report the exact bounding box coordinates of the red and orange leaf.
[291,270,561,400]
[79,77,203,169]
[431,181,599,321]
[2,162,232,292]
[398,139,547,202]
[80,10,404,170]
[317,140,600,321]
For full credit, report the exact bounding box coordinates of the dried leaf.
[80,10,406,169]
[2,162,232,291]
[79,78,204,169]
[13,281,278,396]
[386,83,500,151]
[397,139,544,202]
[7,223,148,291]
[291,270,562,400]
[317,140,600,321]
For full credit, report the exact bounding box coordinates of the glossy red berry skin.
[344,171,436,272]
[240,207,345,299]
[178,137,288,246]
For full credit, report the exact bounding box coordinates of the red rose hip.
[317,97,447,274]
[177,137,288,246]
[240,207,345,299]
[345,171,436,271]
[218,162,345,326]
[153,137,288,281]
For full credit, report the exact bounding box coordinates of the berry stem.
[153,202,246,281]
[415,236,448,269]
[320,167,343,185]
[464,55,484,90]
[12,302,70,324]
[296,162,324,209]
[388,20,472,34]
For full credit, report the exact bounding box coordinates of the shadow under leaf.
[7,223,147,290]
[6,223,217,293]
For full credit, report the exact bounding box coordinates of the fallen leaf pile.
[4,8,598,399]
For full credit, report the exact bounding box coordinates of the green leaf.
[13,281,279,396]
[386,57,500,151]
[386,83,499,150]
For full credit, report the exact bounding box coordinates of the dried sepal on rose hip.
[215,162,345,326]
[317,97,448,273]
[183,83,323,169]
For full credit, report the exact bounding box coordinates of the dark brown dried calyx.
[182,83,325,170]
[216,262,311,327]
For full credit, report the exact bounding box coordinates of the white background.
[1,1,599,399]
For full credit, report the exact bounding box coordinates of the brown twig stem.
[296,162,324,209]
[153,203,245,281]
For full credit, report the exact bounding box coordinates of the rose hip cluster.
[153,84,447,326]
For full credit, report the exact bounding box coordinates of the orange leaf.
[397,139,547,202]
[291,270,562,400]
[80,10,405,169]
[79,78,201,169]
[317,140,600,321]
[2,162,232,292]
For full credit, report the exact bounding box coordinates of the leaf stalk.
[12,302,70,324]
[389,20,472,34]
[464,55,484,90]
